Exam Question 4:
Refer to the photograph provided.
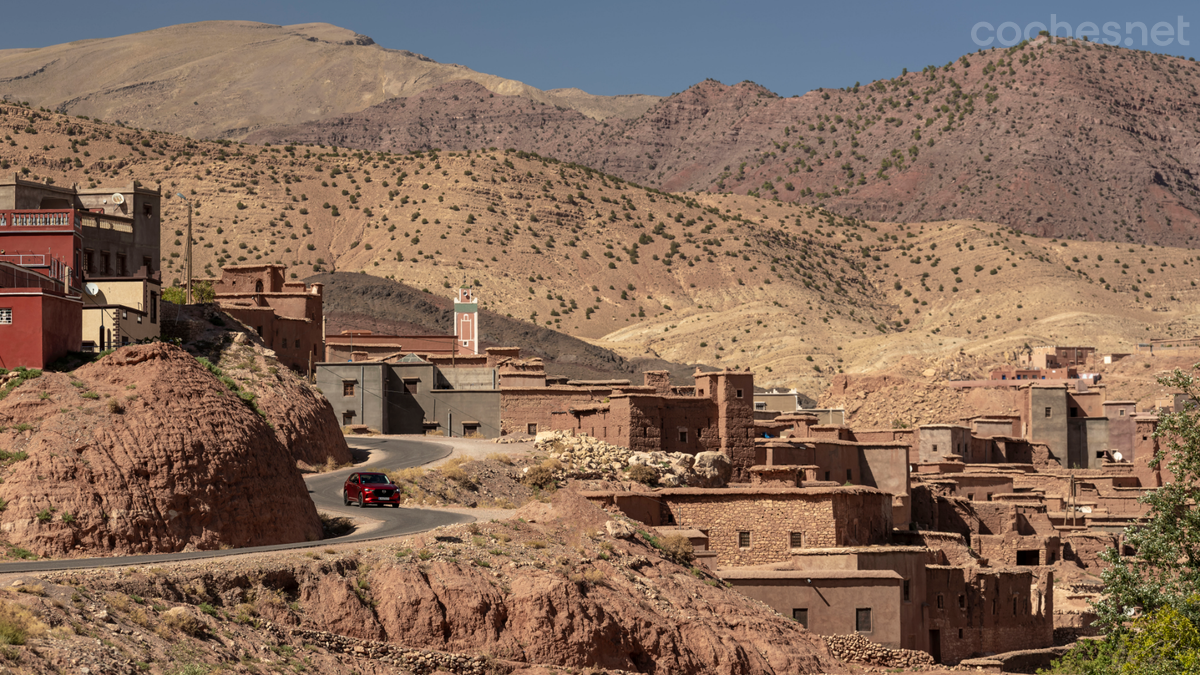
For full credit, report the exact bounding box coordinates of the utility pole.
[175,193,193,303]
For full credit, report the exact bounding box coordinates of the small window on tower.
[735,389,744,399]
[343,381,356,397]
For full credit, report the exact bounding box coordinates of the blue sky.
[5,0,1197,97]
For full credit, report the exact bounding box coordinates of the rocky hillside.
[312,272,702,382]
[250,37,1200,246]
[0,343,323,558]
[28,489,838,675]
[0,21,658,140]
[5,102,1200,399]
[162,303,352,469]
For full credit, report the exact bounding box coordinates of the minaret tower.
[454,287,479,355]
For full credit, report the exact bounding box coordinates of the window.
[902,579,910,602]
[937,594,944,609]
[1044,407,1052,418]
[735,389,743,399]
[790,532,804,548]
[678,430,688,443]
[1070,407,1079,418]
[281,338,288,349]
[855,608,872,633]
[100,252,110,275]
[116,254,127,276]
[255,280,264,293]
[846,469,853,482]
[824,471,831,481]
[463,423,479,436]
[342,412,354,425]
[738,531,751,548]
[143,204,153,218]
[342,381,356,397]
[84,250,94,273]
[792,608,808,627]
[958,594,966,609]
[121,310,128,320]
[527,423,538,434]
[0,308,10,325]
[958,628,964,639]
[932,444,938,452]
[143,256,153,273]
[1013,596,1019,615]
[149,292,157,324]
[1119,408,1126,416]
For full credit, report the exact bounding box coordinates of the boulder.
[605,519,637,539]
[693,452,733,488]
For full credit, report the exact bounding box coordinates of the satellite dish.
[84,283,99,296]
[111,193,125,205]
[1113,451,1124,463]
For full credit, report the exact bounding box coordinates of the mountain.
[0,21,658,140]
[6,100,1200,401]
[248,37,1200,247]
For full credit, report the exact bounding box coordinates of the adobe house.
[203,264,324,373]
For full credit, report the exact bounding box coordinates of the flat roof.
[719,569,902,580]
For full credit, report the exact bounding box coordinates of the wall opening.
[1016,550,1041,566]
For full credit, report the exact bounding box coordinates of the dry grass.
[390,466,425,483]
[486,452,515,465]
[159,607,204,637]
[104,592,130,611]
[0,598,46,645]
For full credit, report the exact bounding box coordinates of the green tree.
[1095,367,1200,631]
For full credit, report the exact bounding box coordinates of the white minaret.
[454,287,479,355]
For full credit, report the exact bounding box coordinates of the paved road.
[0,437,473,573]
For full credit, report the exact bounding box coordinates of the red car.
[343,472,401,508]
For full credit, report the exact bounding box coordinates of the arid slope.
[251,37,1200,246]
[0,21,658,140]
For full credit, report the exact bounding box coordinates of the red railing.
[0,209,81,232]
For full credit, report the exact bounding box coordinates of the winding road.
[0,437,474,573]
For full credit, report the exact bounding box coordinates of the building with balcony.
[0,176,161,362]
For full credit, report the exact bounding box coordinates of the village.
[0,177,1184,667]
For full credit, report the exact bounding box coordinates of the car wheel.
[358,496,366,508]
[343,491,350,506]
[392,504,400,508]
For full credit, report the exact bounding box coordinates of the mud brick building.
[500,366,759,477]
[204,265,324,373]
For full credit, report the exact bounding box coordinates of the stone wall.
[660,487,892,567]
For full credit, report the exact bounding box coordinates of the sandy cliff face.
[0,343,323,557]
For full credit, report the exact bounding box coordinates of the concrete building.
[0,260,80,369]
[0,177,162,357]
[316,352,501,437]
[81,268,161,350]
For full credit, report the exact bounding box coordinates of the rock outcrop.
[0,343,323,557]
[164,302,352,469]
[72,490,836,674]
[536,430,732,487]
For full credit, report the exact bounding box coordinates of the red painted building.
[0,261,81,369]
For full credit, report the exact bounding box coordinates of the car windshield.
[360,473,391,485]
